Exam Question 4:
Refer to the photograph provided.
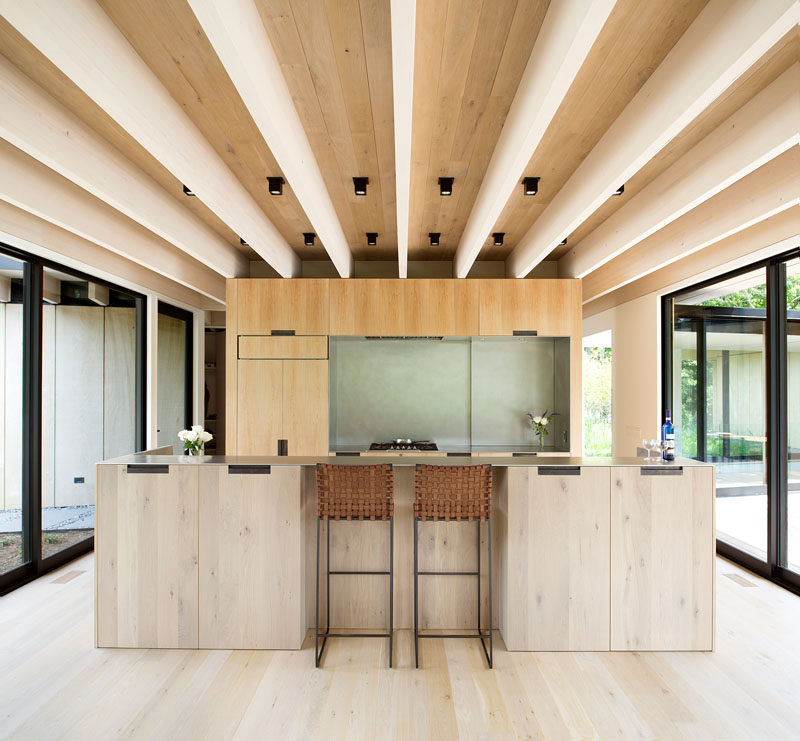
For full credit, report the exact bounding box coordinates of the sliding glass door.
[157,302,192,450]
[664,248,800,594]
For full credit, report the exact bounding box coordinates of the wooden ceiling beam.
[0,55,248,279]
[0,0,300,277]
[391,0,416,278]
[583,208,800,318]
[507,0,799,278]
[0,201,224,310]
[560,63,800,279]
[186,0,353,278]
[0,140,226,303]
[452,0,618,278]
[581,149,800,304]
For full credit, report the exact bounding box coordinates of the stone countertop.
[98,454,709,468]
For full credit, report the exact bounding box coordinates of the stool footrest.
[417,632,491,639]
[318,632,392,639]
[328,570,391,575]
[417,570,479,576]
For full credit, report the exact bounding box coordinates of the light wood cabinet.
[95,464,199,648]
[329,278,405,335]
[499,466,611,650]
[238,335,328,359]
[198,465,305,649]
[610,466,714,650]
[236,358,328,456]
[236,279,329,335]
[478,279,578,336]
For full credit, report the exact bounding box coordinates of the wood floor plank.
[1,554,799,740]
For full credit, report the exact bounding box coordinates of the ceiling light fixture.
[438,177,454,196]
[429,232,440,247]
[239,237,248,246]
[366,232,378,246]
[522,177,539,196]
[182,184,195,196]
[303,232,316,246]
[493,232,505,246]
[613,184,625,196]
[267,177,284,195]
[560,238,567,246]
[353,177,369,196]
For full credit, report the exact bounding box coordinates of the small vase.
[187,447,205,457]
[538,433,544,450]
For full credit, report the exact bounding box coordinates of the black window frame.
[0,243,147,595]
[661,245,800,597]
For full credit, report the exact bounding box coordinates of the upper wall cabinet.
[329,279,481,336]
[236,279,329,335]
[478,279,580,336]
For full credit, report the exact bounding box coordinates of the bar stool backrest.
[316,463,394,521]
[413,464,492,521]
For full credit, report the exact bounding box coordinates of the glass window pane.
[786,257,800,573]
[0,254,26,575]
[41,268,138,559]
[157,306,189,449]
[673,267,767,561]
[583,332,612,456]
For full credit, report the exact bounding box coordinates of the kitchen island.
[95,455,714,653]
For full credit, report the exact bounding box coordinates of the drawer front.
[238,335,328,359]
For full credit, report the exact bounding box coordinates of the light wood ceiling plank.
[506,0,798,277]
[582,149,800,303]
[0,0,300,276]
[560,63,799,279]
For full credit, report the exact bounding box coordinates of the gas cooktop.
[369,440,439,452]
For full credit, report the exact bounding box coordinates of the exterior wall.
[583,292,661,457]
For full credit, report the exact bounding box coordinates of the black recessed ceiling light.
[613,184,625,196]
[559,238,567,246]
[429,232,440,247]
[353,177,369,196]
[438,177,454,196]
[493,232,505,246]
[239,237,248,246]
[522,177,539,196]
[366,232,378,246]
[267,176,284,195]
[182,184,195,196]
[303,232,316,246]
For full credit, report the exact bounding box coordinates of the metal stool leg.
[413,516,419,669]
[476,519,481,642]
[488,517,493,668]
[315,517,322,667]
[389,516,394,668]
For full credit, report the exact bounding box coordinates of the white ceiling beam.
[0,140,226,303]
[0,56,247,279]
[507,0,799,278]
[452,0,618,278]
[0,0,300,277]
[561,63,800,279]
[583,209,800,318]
[391,0,416,279]
[186,0,353,278]
[582,150,800,303]
[0,201,224,310]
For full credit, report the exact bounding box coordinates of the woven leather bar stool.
[413,463,493,668]
[315,463,394,668]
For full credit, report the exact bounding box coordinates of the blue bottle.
[662,410,675,461]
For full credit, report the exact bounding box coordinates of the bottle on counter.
[662,410,675,461]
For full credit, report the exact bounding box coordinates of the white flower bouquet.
[526,410,559,449]
[178,425,213,456]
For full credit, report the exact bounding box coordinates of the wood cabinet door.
[236,279,329,335]
[282,359,329,455]
[404,280,455,335]
[610,466,714,650]
[237,360,283,456]
[329,279,405,335]
[198,465,304,649]
[96,464,199,648]
[500,466,610,650]
[478,279,577,336]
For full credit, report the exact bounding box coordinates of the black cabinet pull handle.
[641,466,683,476]
[278,439,288,456]
[228,465,271,475]
[127,464,169,474]
[538,466,580,475]
[512,330,538,336]
[271,329,295,336]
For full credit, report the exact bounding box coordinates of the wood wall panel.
[95,464,199,648]
[198,465,305,649]
[499,467,611,650]
[610,465,715,650]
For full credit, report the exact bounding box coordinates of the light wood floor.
[1,554,799,740]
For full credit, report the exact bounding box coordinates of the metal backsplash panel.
[329,337,471,447]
